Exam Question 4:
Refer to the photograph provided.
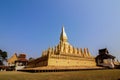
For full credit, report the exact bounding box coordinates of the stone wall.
[47,54,96,67]
[27,56,48,68]
[27,54,96,68]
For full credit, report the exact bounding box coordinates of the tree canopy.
[0,49,8,65]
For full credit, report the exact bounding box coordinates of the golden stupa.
[27,26,96,68]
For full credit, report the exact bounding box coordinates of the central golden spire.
[60,26,68,42]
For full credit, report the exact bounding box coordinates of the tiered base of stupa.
[20,53,103,72]
[20,26,103,72]
[27,53,96,68]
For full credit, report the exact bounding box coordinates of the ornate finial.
[60,25,68,42]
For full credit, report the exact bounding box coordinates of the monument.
[27,26,96,68]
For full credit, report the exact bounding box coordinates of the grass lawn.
[0,69,120,80]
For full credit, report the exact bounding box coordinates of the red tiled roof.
[16,58,28,62]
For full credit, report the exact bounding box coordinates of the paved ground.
[0,69,120,80]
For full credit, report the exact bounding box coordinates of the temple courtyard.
[0,69,120,80]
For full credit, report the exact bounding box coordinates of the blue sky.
[0,0,120,60]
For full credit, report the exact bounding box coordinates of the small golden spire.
[60,25,68,42]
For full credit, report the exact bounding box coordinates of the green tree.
[28,57,34,61]
[0,49,7,65]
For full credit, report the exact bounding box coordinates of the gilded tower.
[60,26,68,42]
[42,26,92,58]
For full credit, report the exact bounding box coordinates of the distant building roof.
[96,48,115,59]
[15,58,28,62]
[8,53,28,64]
